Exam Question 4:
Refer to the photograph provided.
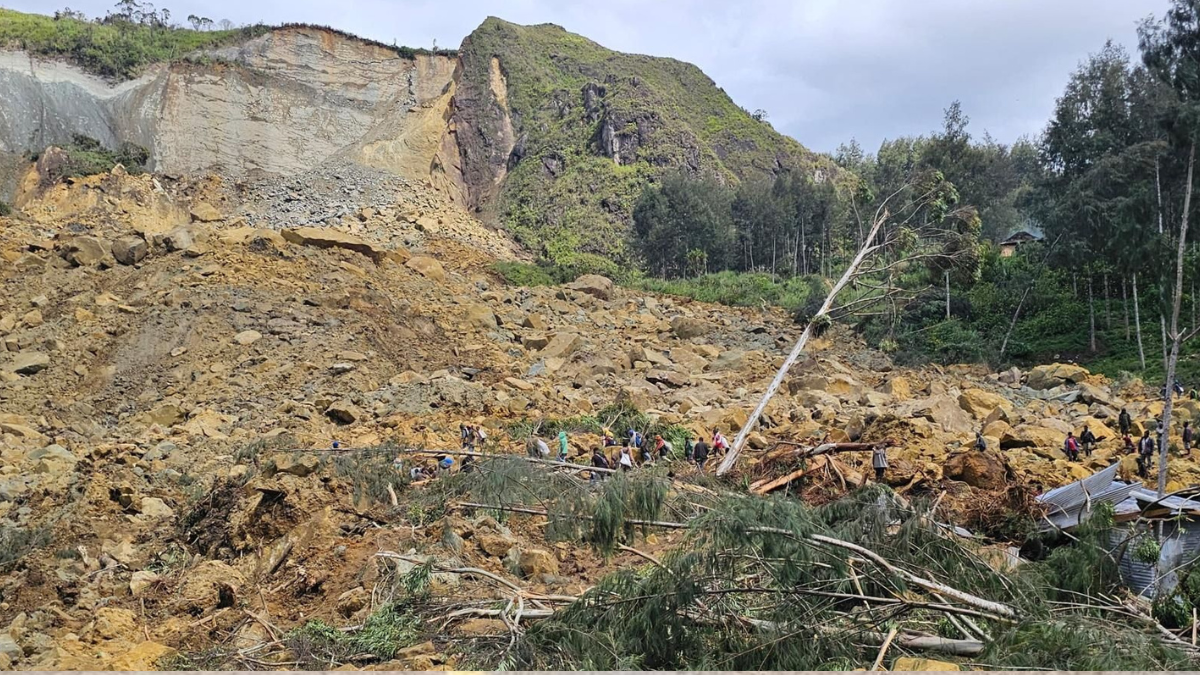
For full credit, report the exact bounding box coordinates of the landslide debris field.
[0,160,1196,671]
[1,9,1199,673]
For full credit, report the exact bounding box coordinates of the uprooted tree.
[409,456,1196,670]
[717,169,982,475]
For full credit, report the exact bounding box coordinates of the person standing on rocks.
[557,430,570,462]
[974,431,987,452]
[1119,408,1132,436]
[693,437,710,469]
[474,425,488,451]
[1138,430,1155,479]
[591,447,610,483]
[871,443,888,483]
[460,423,472,450]
[712,428,730,456]
[684,435,695,462]
[618,446,634,471]
[1184,421,1193,455]
[1063,432,1079,462]
[1079,426,1097,458]
[655,434,672,461]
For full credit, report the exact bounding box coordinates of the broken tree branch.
[451,501,1018,620]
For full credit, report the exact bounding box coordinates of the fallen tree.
[718,170,982,476]
[431,457,1195,670]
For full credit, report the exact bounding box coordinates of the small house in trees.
[998,230,1042,257]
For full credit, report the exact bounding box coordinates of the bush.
[0,200,10,216]
[0,524,51,570]
[491,261,555,287]
[630,270,815,311]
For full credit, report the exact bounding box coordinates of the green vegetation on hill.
[0,7,454,81]
[0,7,268,80]
[460,18,841,270]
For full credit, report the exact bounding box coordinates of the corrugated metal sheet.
[1036,463,1126,531]
[1111,515,1200,599]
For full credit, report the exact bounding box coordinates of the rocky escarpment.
[449,18,843,264]
[0,27,461,191]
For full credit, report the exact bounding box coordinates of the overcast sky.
[6,0,1169,153]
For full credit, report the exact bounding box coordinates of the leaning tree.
[717,170,981,475]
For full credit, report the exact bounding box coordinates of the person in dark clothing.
[1185,421,1194,454]
[1138,430,1155,479]
[460,453,475,474]
[693,439,710,469]
[974,431,987,452]
[1118,408,1132,436]
[591,448,610,484]
[684,436,695,461]
[1079,426,1097,458]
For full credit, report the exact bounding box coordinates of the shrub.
[0,200,10,217]
[491,261,555,287]
[0,524,51,570]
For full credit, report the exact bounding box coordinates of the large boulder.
[282,227,388,261]
[9,352,49,375]
[406,256,447,282]
[325,400,362,424]
[159,226,196,252]
[60,236,111,267]
[463,303,498,330]
[1027,363,1090,390]
[902,395,975,435]
[190,201,223,222]
[881,377,913,400]
[958,388,1013,419]
[111,236,149,265]
[1000,424,1063,452]
[945,451,1008,489]
[566,274,614,300]
[670,316,708,339]
[179,560,244,612]
[518,548,560,577]
[540,333,581,359]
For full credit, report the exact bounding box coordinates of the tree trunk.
[945,270,951,320]
[1134,272,1146,371]
[718,210,891,476]
[1157,156,1166,234]
[800,223,807,276]
[1105,273,1112,330]
[1073,273,1078,297]
[1162,315,1170,373]
[1159,142,1195,498]
[1089,276,1097,353]
[1124,277,1131,342]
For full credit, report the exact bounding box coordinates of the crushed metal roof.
[1037,464,1200,530]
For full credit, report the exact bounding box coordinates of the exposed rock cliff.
[0,27,458,187]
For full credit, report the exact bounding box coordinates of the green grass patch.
[628,270,817,311]
[0,8,270,80]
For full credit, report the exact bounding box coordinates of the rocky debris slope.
[0,167,1195,668]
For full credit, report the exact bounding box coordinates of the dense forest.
[501,0,1200,387]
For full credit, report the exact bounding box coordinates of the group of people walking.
[521,425,733,478]
[1060,408,1196,479]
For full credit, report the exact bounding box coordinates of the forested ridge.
[497,2,1200,387]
